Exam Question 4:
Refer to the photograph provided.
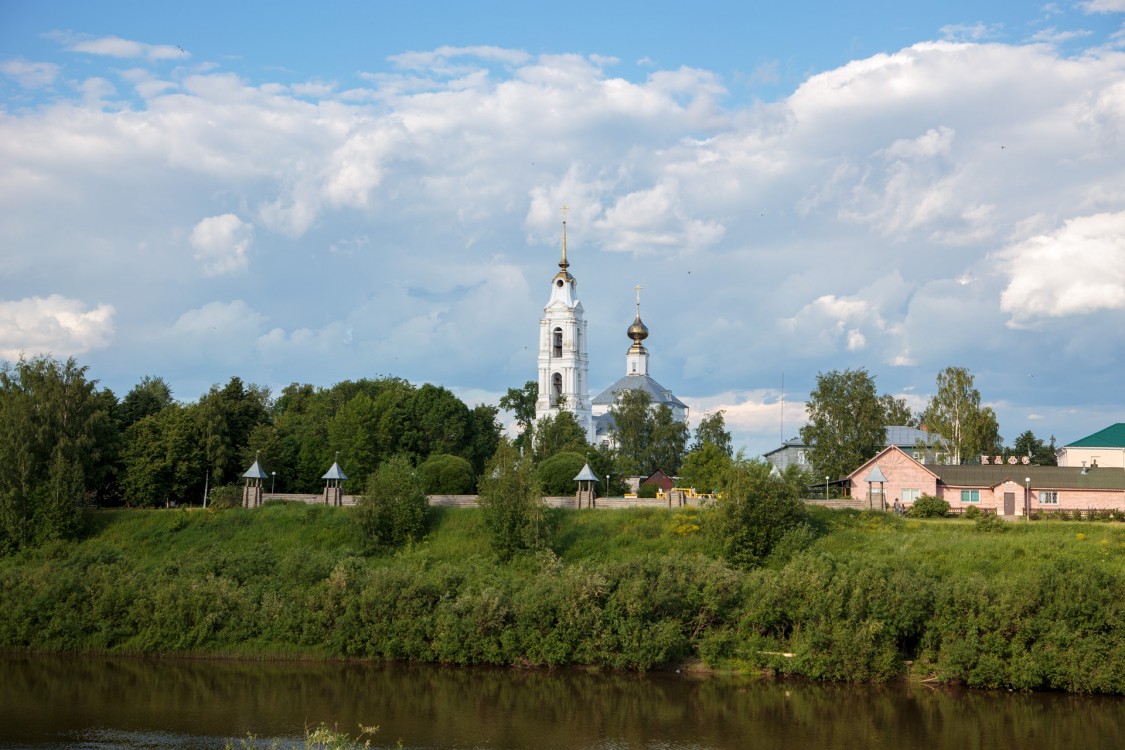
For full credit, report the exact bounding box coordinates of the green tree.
[477,440,548,561]
[646,404,689,474]
[879,394,917,427]
[465,404,502,476]
[197,376,271,485]
[690,410,733,456]
[117,375,173,428]
[922,367,1002,464]
[534,450,588,495]
[800,368,887,480]
[356,454,429,549]
[609,389,654,476]
[1009,430,1058,466]
[500,380,538,451]
[709,455,811,568]
[327,392,382,492]
[120,403,205,507]
[416,453,476,494]
[530,409,588,463]
[678,442,732,494]
[0,356,118,549]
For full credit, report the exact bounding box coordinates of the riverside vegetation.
[3,492,1125,694]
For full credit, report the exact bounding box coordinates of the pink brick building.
[847,446,1125,517]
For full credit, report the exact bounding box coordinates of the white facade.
[534,221,594,441]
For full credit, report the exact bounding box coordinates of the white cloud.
[0,295,115,359]
[1,59,60,88]
[63,34,185,61]
[189,214,254,276]
[1083,0,1125,13]
[999,211,1125,324]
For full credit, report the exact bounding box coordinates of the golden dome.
[628,314,649,344]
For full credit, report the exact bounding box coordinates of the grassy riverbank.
[2,502,1124,693]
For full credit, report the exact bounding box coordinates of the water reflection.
[1,654,1123,749]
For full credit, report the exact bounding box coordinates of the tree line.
[801,365,1057,480]
[0,355,737,553]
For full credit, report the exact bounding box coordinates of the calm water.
[2,653,1123,749]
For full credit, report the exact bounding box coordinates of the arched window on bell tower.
[552,327,563,357]
[552,372,563,406]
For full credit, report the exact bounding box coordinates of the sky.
[2,1,1125,459]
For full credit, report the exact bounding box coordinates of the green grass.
[3,502,1125,693]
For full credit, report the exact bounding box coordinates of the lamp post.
[606,473,611,497]
[271,471,276,494]
[825,476,829,500]
[1025,476,1031,519]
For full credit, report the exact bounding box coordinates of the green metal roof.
[1066,423,1125,448]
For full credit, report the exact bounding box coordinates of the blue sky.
[2,0,1125,457]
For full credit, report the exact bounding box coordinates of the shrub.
[477,440,549,561]
[207,484,243,511]
[534,451,588,496]
[637,482,660,499]
[974,513,1007,533]
[355,454,429,549]
[709,456,810,568]
[416,453,475,495]
[908,494,949,519]
[963,505,982,520]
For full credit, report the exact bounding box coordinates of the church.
[533,215,688,445]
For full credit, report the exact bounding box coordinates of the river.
[1,654,1122,749]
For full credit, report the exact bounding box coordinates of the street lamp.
[825,476,829,501]
[271,471,276,494]
[1025,476,1031,519]
[606,473,611,497]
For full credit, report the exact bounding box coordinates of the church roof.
[591,373,687,409]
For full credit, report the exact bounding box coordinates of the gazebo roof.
[242,460,269,480]
[321,462,348,481]
[573,463,599,482]
[864,465,888,483]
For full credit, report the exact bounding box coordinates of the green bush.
[534,451,588,496]
[637,482,660,499]
[356,455,429,549]
[416,453,475,495]
[207,484,243,511]
[974,513,1007,533]
[709,457,811,568]
[909,494,950,519]
[963,505,982,520]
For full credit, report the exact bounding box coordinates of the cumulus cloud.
[0,295,115,359]
[189,214,254,276]
[1,59,60,88]
[999,211,1125,324]
[59,33,185,61]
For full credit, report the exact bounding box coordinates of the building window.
[902,488,920,504]
[552,328,563,357]
[551,373,562,405]
[797,450,807,465]
[1040,491,1059,505]
[961,490,980,503]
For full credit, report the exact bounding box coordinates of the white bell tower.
[535,207,594,441]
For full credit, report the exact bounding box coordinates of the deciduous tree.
[922,367,1002,464]
[477,440,548,561]
[800,368,886,479]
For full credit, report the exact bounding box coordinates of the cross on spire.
[635,284,642,315]
[560,205,569,268]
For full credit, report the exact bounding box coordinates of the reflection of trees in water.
[3,655,1124,748]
